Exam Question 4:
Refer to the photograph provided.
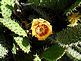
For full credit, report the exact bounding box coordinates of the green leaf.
[0,44,8,58]
[66,47,81,60]
[28,0,76,13]
[56,24,81,44]
[1,5,12,18]
[14,36,31,53]
[1,0,15,6]
[12,43,16,54]
[0,24,8,58]
[0,18,27,37]
[65,0,81,14]
[1,0,15,18]
[43,44,65,61]
[33,54,41,61]
[65,41,81,60]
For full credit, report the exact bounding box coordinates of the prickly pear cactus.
[1,0,15,18]
[0,0,81,61]
[0,44,8,58]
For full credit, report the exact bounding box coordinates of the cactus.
[0,0,81,61]
[0,44,8,58]
[1,0,15,18]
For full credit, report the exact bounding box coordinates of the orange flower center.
[35,24,48,36]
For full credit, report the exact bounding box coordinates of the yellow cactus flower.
[31,18,52,41]
[67,12,81,27]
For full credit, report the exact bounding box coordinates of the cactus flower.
[31,18,52,41]
[67,12,81,27]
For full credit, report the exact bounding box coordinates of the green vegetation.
[0,0,81,61]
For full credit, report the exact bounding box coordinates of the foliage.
[33,54,41,61]
[0,25,8,58]
[27,0,76,13]
[66,41,81,61]
[56,24,81,44]
[43,44,65,61]
[14,36,31,53]
[12,43,16,54]
[0,44,8,58]
[0,0,81,61]
[0,18,27,37]
[1,0,15,18]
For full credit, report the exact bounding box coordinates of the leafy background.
[0,0,81,61]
